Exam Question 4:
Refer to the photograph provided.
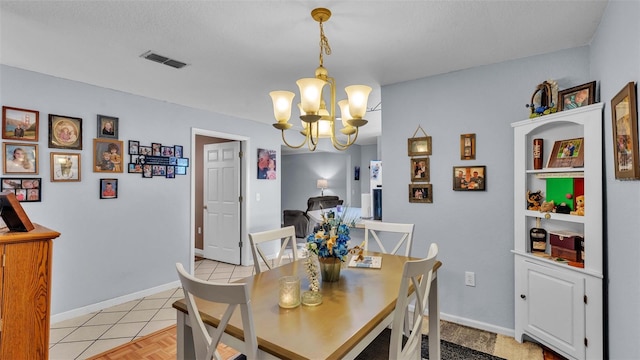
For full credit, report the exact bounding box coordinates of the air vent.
[140,51,188,69]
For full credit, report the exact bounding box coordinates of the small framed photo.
[177,158,189,167]
[142,164,153,178]
[410,157,430,182]
[453,166,486,191]
[174,145,183,158]
[558,81,596,111]
[409,183,432,203]
[176,166,187,175]
[152,165,166,176]
[161,146,174,157]
[166,165,176,178]
[2,106,39,142]
[408,136,432,156]
[128,140,139,155]
[50,152,81,182]
[93,138,124,173]
[49,114,82,150]
[128,163,143,173]
[139,146,152,156]
[152,143,161,156]
[611,82,640,180]
[546,137,584,168]
[100,178,118,199]
[460,133,476,160]
[1,178,41,202]
[3,142,38,174]
[97,115,118,139]
[257,149,276,180]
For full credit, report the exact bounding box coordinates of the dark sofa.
[283,196,344,238]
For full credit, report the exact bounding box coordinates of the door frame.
[190,128,250,272]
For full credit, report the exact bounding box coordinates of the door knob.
[520,294,526,299]
[204,205,208,210]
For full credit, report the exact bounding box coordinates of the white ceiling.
[0,1,608,145]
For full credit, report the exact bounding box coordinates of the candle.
[279,276,301,308]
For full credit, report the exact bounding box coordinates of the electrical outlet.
[465,271,476,287]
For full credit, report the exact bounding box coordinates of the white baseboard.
[408,304,515,338]
[50,280,181,325]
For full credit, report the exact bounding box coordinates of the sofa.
[283,196,344,238]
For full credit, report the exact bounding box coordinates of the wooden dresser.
[0,224,60,359]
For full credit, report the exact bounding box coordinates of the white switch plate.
[465,271,476,287]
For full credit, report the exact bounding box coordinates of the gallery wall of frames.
[1,106,190,201]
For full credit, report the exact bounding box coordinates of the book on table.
[348,255,382,269]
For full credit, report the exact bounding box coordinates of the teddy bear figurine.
[526,190,543,211]
[571,195,585,216]
[539,200,555,213]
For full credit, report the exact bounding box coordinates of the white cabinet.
[512,103,604,360]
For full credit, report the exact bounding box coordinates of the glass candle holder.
[278,276,301,308]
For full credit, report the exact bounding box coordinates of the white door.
[203,142,241,264]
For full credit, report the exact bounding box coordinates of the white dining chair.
[363,221,415,257]
[249,225,299,274]
[175,263,257,360]
[356,243,439,360]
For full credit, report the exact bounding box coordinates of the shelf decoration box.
[551,245,582,262]
[549,230,583,251]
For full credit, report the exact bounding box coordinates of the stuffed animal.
[555,202,572,214]
[571,195,585,216]
[539,200,555,213]
[526,190,543,211]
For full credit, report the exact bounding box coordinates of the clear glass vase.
[318,257,341,282]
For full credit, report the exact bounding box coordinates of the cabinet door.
[517,259,585,359]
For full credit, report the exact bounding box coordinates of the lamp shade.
[345,85,372,119]
[338,99,353,127]
[297,78,326,114]
[270,91,295,123]
[317,179,328,189]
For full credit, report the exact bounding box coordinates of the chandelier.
[269,8,372,151]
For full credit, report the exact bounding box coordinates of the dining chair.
[363,221,415,257]
[356,243,439,360]
[175,263,257,360]
[248,225,299,274]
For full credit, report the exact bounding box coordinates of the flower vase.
[318,257,341,282]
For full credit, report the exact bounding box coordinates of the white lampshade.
[270,91,295,123]
[317,179,328,189]
[338,99,353,127]
[297,78,326,114]
[345,85,372,119]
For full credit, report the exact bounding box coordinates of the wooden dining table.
[173,252,442,360]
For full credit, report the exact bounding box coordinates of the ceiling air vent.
[140,51,188,69]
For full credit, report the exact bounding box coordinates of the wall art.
[2,106,39,141]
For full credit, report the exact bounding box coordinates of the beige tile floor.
[49,257,543,360]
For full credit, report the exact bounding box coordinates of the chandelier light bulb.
[345,85,372,119]
[297,78,326,114]
[270,91,295,123]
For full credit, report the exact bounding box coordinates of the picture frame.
[161,146,174,157]
[257,148,276,180]
[152,165,166,176]
[409,183,433,203]
[128,140,139,155]
[546,137,584,168]
[50,152,81,182]
[410,157,430,182]
[453,166,486,191]
[93,138,124,173]
[2,106,39,142]
[176,166,187,175]
[0,191,35,231]
[611,82,640,180]
[408,136,432,156]
[176,158,189,167]
[128,163,143,173]
[139,146,152,156]
[174,145,183,158]
[152,143,161,156]
[166,165,176,178]
[49,114,82,150]
[142,164,153,178]
[460,133,476,160]
[1,178,41,202]
[97,114,118,139]
[100,178,118,199]
[558,81,596,111]
[3,142,38,175]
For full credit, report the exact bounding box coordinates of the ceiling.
[0,1,608,146]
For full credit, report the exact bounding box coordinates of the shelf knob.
[544,213,551,219]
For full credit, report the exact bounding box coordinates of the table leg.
[176,310,196,360]
[428,273,440,360]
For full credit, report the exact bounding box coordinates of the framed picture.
[546,137,584,168]
[2,106,39,141]
[93,138,124,173]
[174,145,183,158]
[139,145,152,156]
[1,177,41,202]
[152,165,166,176]
[0,191,35,231]
[166,165,176,178]
[152,143,161,156]
[176,166,187,175]
[611,82,640,180]
[453,166,486,191]
[257,148,276,180]
[100,178,118,199]
[409,183,432,203]
[128,140,139,155]
[460,133,476,160]
[97,115,118,139]
[128,163,143,173]
[3,142,38,174]
[177,158,189,167]
[50,152,81,182]
[408,136,432,156]
[142,164,153,178]
[410,157,430,182]
[48,114,82,150]
[558,81,596,111]
[161,146,174,157]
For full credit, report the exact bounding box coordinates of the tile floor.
[49,259,256,360]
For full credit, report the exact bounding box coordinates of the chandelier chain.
[318,21,331,67]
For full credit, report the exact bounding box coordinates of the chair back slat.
[249,226,298,274]
[364,221,415,257]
